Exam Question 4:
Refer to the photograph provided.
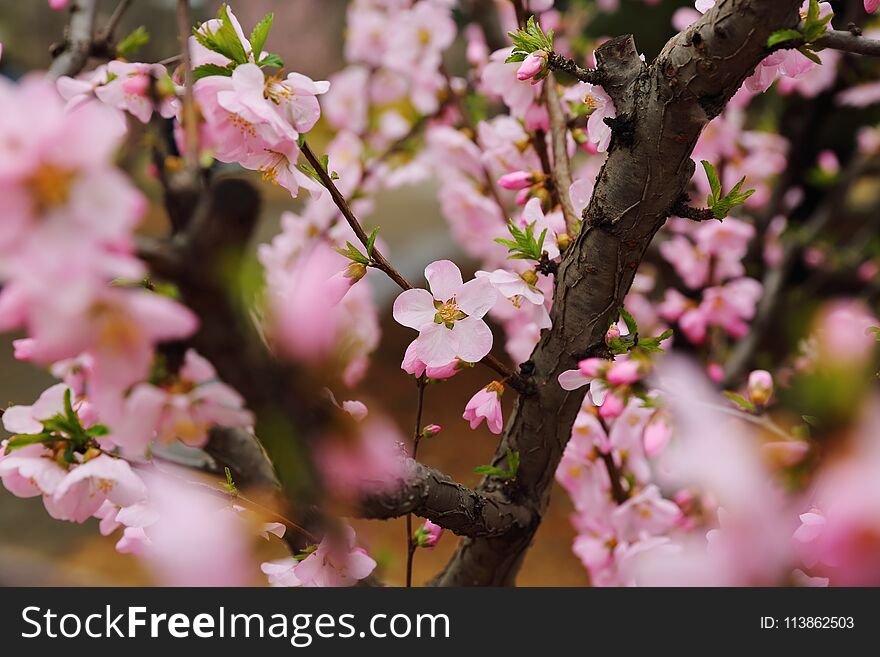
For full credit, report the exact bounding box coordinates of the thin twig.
[544,74,580,236]
[405,376,427,588]
[97,0,135,43]
[819,29,880,57]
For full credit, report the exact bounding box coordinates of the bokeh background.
[0,0,703,586]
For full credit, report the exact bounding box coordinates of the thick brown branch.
[48,0,98,79]
[433,0,803,586]
[359,459,533,538]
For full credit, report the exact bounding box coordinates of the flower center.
[265,77,294,104]
[26,163,77,214]
[259,152,288,185]
[434,298,466,328]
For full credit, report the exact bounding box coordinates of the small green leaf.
[223,466,238,495]
[194,63,233,80]
[723,391,757,413]
[257,53,284,68]
[618,307,639,336]
[5,433,58,452]
[701,160,722,205]
[117,26,150,57]
[366,227,380,257]
[249,13,274,59]
[474,448,519,481]
[767,29,802,48]
[336,241,370,266]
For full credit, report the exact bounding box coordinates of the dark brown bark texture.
[431,0,803,586]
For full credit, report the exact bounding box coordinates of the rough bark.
[360,459,533,538]
[432,0,803,586]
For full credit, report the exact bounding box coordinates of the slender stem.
[547,51,604,85]
[98,0,134,42]
[543,74,580,236]
[405,377,427,588]
[596,416,628,504]
[176,0,199,178]
[818,29,880,57]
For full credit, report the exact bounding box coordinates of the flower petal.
[425,260,463,301]
[558,369,591,391]
[414,323,458,367]
[451,317,493,363]
[457,276,498,318]
[392,288,436,330]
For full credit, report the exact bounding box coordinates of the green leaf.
[249,13,274,59]
[257,53,284,68]
[86,424,110,437]
[336,241,370,266]
[474,448,519,481]
[366,227,380,257]
[223,466,238,495]
[4,433,58,452]
[701,160,722,205]
[193,63,233,80]
[494,220,546,262]
[638,329,674,353]
[63,388,77,426]
[767,29,802,48]
[194,4,249,65]
[797,46,823,66]
[507,15,553,61]
[723,391,757,413]
[117,26,150,57]
[618,307,639,336]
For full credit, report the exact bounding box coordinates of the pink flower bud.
[605,323,621,346]
[578,357,606,378]
[497,170,534,190]
[516,50,548,82]
[414,519,443,549]
[866,0,879,15]
[747,369,773,406]
[49,0,71,10]
[122,74,150,98]
[599,391,625,420]
[421,424,442,439]
[606,359,641,385]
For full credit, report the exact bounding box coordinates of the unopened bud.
[345,261,367,281]
[605,323,621,347]
[520,270,539,287]
[556,233,571,251]
[421,424,442,439]
[747,369,773,407]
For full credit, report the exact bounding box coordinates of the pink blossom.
[315,417,406,500]
[49,0,71,9]
[463,382,504,434]
[0,444,67,499]
[47,455,146,523]
[393,260,497,367]
[584,84,616,153]
[867,0,879,13]
[94,61,179,123]
[140,471,253,586]
[261,558,302,587]
[293,526,377,587]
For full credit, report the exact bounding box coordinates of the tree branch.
[432,0,804,586]
[820,29,880,57]
[359,459,533,538]
[48,0,98,79]
[547,51,604,85]
[544,74,581,237]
